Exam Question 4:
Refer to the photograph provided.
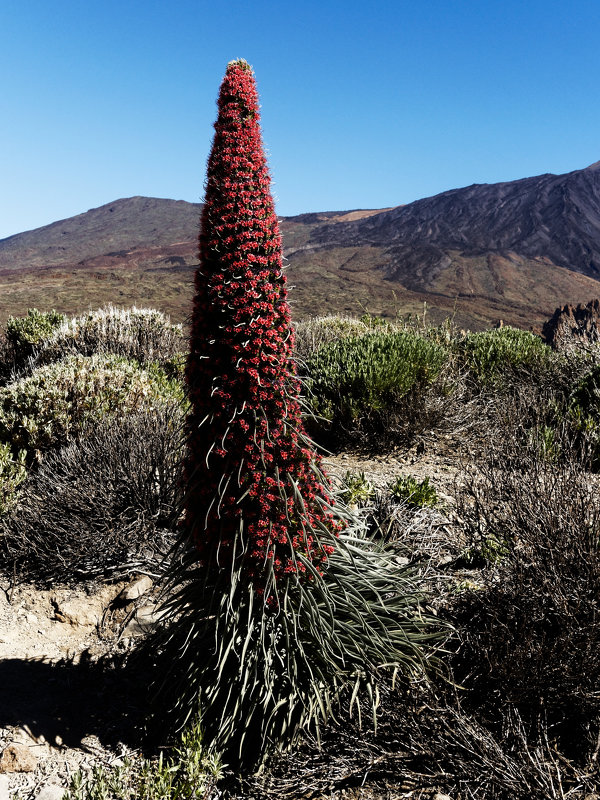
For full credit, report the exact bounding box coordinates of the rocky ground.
[0,574,163,799]
[0,445,461,800]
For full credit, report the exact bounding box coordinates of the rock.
[118,575,153,602]
[542,298,600,350]
[122,604,166,637]
[433,794,453,800]
[35,784,67,800]
[52,597,100,626]
[0,775,8,800]
[0,743,38,773]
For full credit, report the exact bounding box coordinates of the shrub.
[457,326,553,385]
[0,403,185,582]
[3,308,65,371]
[452,422,600,764]
[0,353,184,462]
[293,315,370,362]
[303,330,448,435]
[29,305,185,371]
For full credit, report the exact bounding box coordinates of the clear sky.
[1,0,599,240]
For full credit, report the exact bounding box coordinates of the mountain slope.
[0,197,201,271]
[2,162,600,329]
[311,160,600,288]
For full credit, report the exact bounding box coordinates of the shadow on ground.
[0,651,152,751]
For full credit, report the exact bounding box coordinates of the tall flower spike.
[156,59,444,772]
[184,58,340,593]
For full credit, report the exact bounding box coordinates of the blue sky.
[1,0,599,239]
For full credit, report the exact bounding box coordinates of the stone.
[0,775,8,800]
[35,784,67,800]
[122,604,166,637]
[118,575,153,602]
[52,597,100,626]
[0,743,38,773]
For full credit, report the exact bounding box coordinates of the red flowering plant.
[158,59,444,772]
[185,59,340,587]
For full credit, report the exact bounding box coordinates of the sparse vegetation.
[64,718,222,800]
[0,301,598,797]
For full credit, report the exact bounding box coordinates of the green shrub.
[0,353,184,461]
[5,308,65,364]
[388,474,438,508]
[304,330,448,429]
[457,326,552,385]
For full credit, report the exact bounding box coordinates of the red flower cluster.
[184,60,341,590]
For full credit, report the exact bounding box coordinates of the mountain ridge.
[2,162,600,329]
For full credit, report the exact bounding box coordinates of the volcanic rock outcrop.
[542,298,600,350]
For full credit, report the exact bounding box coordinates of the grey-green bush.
[293,314,371,362]
[0,353,184,462]
[29,305,185,371]
[304,329,448,431]
[457,326,553,385]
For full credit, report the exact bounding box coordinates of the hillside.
[2,161,600,327]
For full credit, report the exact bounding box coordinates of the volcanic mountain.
[2,162,600,329]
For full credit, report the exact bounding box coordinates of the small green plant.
[64,718,222,800]
[458,326,552,385]
[340,470,376,506]
[388,474,438,508]
[459,533,510,567]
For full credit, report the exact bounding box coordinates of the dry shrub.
[0,402,185,583]
[452,417,600,768]
[239,682,595,800]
